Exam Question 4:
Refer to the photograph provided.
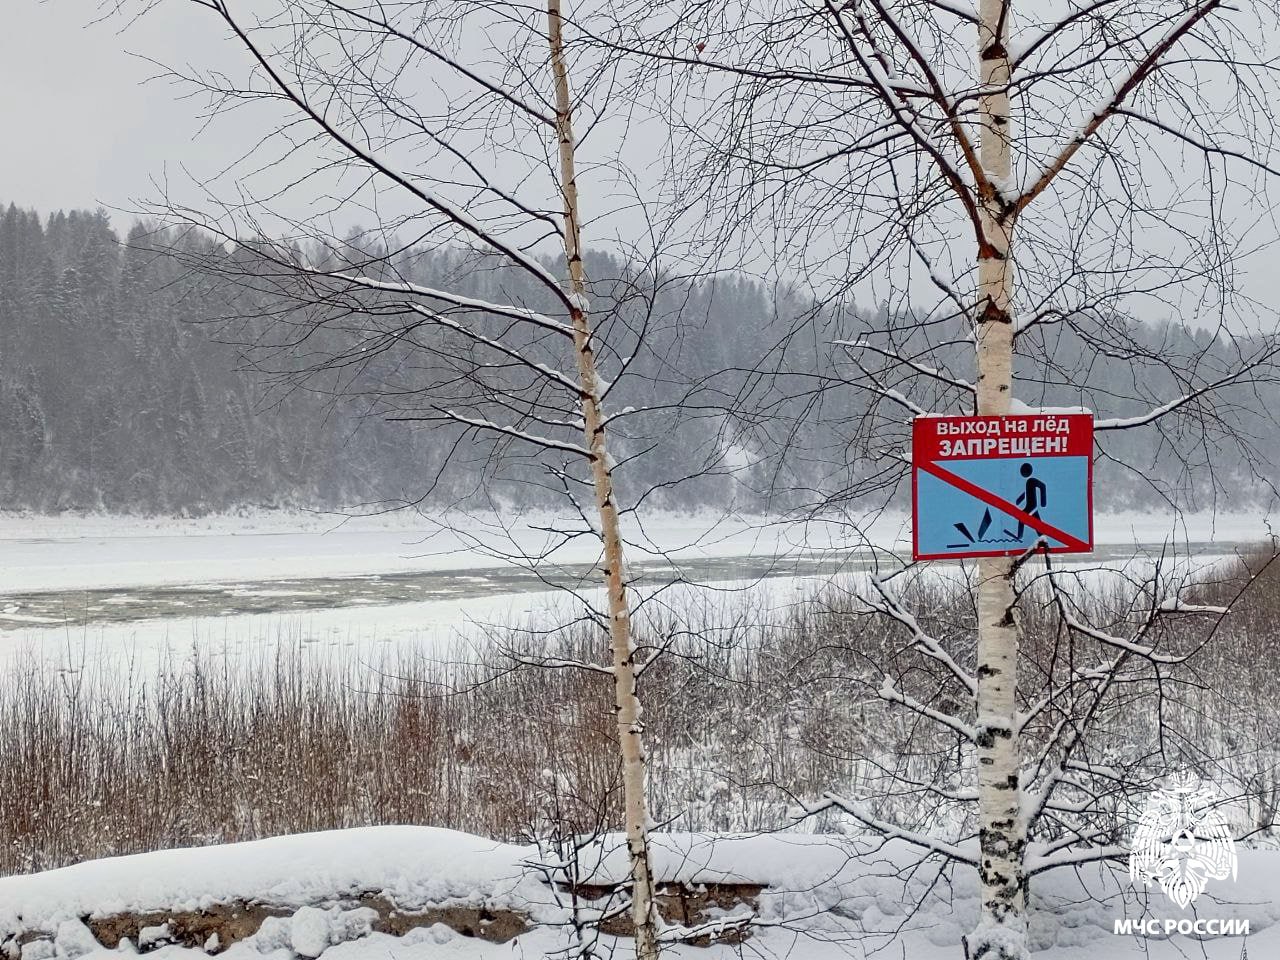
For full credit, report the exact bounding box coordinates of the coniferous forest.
[0,203,1271,515]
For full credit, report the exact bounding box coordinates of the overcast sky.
[1,1,647,250]
[1,0,246,216]
[3,0,1277,332]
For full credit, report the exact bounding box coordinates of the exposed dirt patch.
[576,882,763,944]
[89,904,293,951]
[72,897,531,954]
[19,881,758,954]
[357,894,529,943]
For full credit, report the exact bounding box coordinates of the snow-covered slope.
[3,827,1277,959]
[0,828,542,932]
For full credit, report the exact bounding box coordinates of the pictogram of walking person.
[1006,462,1046,539]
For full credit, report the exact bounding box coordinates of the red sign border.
[912,414,1094,562]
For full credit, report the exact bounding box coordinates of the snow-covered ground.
[2,514,1273,958]
[1,825,1273,959]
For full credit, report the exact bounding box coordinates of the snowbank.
[0,827,542,934]
[4,828,1280,959]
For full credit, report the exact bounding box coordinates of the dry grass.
[1,553,1275,875]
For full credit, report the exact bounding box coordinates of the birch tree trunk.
[968,0,1026,957]
[547,3,661,957]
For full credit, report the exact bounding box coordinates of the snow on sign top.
[912,413,1094,561]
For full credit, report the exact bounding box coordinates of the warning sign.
[912,413,1094,561]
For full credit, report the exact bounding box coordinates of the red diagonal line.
[918,458,1090,552]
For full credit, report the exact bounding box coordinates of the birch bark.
[968,0,1026,957]
[547,2,662,956]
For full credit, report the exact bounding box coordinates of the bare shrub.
[1,553,1271,875]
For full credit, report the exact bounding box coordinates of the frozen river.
[0,512,1262,677]
[0,540,1243,629]
[0,516,866,671]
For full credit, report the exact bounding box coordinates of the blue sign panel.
[912,414,1094,561]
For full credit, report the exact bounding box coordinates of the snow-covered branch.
[870,576,978,696]
[401,304,583,395]
[412,409,592,458]
[923,0,977,23]
[837,340,975,395]
[822,0,984,232]
[329,271,575,337]
[878,675,976,741]
[1094,355,1273,430]
[1016,1,1224,212]
[1024,844,1126,877]
[508,653,616,677]
[1055,596,1181,664]
[800,794,978,866]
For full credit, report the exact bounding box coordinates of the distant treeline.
[0,203,1270,514]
